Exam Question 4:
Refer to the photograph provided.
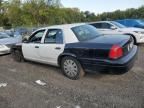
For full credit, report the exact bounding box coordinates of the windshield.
[111,21,126,28]
[0,32,10,39]
[72,25,101,41]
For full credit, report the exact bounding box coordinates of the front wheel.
[12,50,24,62]
[61,56,85,80]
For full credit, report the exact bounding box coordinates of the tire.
[12,50,24,62]
[61,56,85,80]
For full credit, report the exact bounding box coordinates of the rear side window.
[91,23,102,28]
[72,25,100,41]
[101,23,112,29]
[91,23,112,29]
[44,29,63,44]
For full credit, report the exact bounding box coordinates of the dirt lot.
[0,45,144,108]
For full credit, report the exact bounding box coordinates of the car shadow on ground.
[24,60,62,73]
[2,54,127,80]
[0,54,10,57]
[85,72,107,79]
[23,60,111,80]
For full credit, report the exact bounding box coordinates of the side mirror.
[110,26,117,30]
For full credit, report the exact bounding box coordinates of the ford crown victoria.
[11,24,138,80]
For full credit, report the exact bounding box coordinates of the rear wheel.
[61,56,85,80]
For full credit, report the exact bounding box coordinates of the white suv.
[90,21,144,44]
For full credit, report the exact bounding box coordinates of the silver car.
[0,32,22,55]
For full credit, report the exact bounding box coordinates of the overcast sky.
[61,0,144,14]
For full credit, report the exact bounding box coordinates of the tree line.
[0,0,143,29]
[95,6,144,21]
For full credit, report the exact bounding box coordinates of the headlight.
[134,31,144,34]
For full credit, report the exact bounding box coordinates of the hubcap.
[63,59,78,77]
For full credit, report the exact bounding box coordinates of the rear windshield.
[71,25,100,41]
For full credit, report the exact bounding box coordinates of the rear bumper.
[81,45,138,74]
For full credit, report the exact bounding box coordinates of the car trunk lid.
[85,34,134,59]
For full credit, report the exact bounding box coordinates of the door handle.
[55,47,61,50]
[35,46,39,48]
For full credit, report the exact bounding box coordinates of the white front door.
[22,29,46,61]
[38,29,65,66]
[22,43,39,60]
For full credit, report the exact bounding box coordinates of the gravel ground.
[0,45,144,108]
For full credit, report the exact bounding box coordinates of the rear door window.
[101,23,112,29]
[91,23,112,29]
[44,29,63,44]
[91,23,102,28]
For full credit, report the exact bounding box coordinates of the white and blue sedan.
[11,24,137,80]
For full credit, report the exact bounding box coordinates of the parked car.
[115,19,144,29]
[11,24,137,80]
[4,30,14,37]
[4,30,23,42]
[89,21,144,44]
[0,32,21,55]
[14,27,29,36]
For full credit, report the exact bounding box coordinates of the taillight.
[109,45,123,59]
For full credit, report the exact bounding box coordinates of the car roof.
[116,19,141,21]
[39,23,86,30]
[89,21,114,24]
[33,23,86,43]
